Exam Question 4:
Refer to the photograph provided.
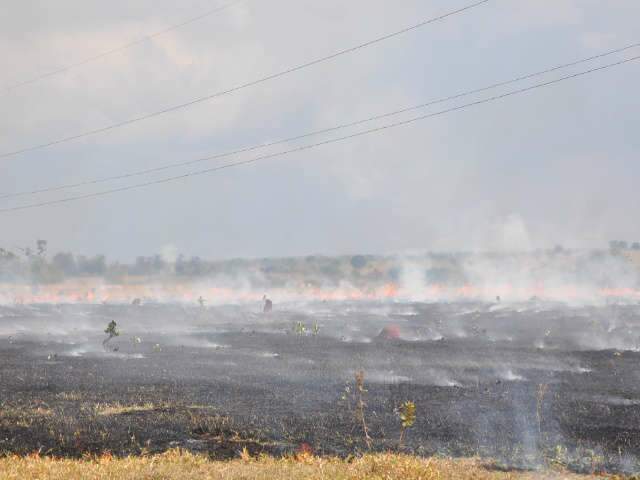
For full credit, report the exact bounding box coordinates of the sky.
[0,0,638,261]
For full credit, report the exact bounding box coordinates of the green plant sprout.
[294,321,307,336]
[397,400,416,446]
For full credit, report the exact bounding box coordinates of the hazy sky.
[0,0,638,260]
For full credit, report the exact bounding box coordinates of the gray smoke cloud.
[0,0,639,260]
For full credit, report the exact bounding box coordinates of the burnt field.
[1,300,640,474]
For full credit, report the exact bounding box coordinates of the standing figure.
[263,295,273,313]
[103,320,119,351]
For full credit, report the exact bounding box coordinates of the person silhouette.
[263,295,273,313]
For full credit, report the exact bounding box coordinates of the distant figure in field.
[103,320,119,351]
[198,296,206,307]
[496,295,501,303]
[263,295,273,313]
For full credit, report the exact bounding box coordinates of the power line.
[0,0,490,161]
[1,54,637,214]
[2,41,638,201]
[2,0,248,94]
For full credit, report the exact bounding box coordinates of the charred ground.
[1,301,639,475]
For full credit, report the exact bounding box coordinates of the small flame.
[1,279,639,305]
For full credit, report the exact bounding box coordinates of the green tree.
[350,255,368,270]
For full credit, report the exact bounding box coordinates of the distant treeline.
[1,240,638,287]
[0,241,469,286]
[0,242,393,286]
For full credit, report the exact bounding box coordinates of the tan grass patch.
[0,405,53,418]
[94,402,160,416]
[0,450,623,480]
[55,392,83,401]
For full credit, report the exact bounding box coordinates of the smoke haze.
[0,0,639,260]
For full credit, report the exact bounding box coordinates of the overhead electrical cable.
[1,41,638,201]
[2,0,249,93]
[0,0,490,160]
[1,54,637,214]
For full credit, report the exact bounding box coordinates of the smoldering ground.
[1,299,640,474]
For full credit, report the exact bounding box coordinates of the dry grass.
[0,404,53,428]
[0,450,625,480]
[94,402,161,416]
[0,405,52,417]
[55,392,83,401]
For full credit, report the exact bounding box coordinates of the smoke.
[160,244,179,264]
[482,214,533,253]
